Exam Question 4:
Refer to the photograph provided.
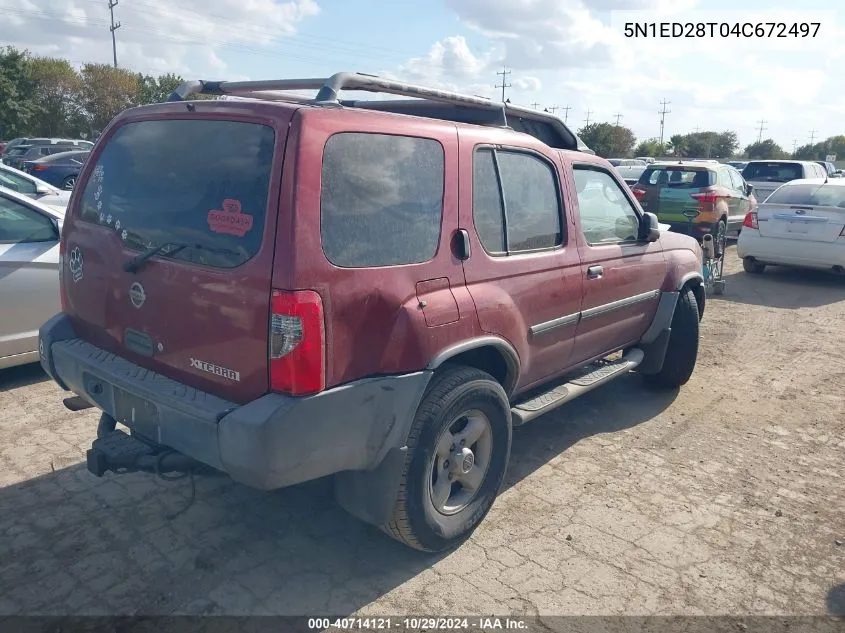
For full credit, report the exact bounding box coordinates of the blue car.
[23,150,90,190]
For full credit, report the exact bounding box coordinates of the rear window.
[742,162,803,183]
[320,132,444,268]
[79,119,275,269]
[639,167,713,188]
[765,184,845,208]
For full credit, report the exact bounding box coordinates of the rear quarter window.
[320,132,444,268]
[78,119,276,269]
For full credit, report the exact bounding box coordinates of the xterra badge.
[190,358,241,382]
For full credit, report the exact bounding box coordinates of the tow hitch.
[86,429,201,477]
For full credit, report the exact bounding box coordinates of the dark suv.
[39,72,705,551]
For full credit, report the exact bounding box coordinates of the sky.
[2,0,843,152]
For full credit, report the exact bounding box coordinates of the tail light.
[743,212,758,229]
[29,164,48,172]
[58,239,67,310]
[631,187,647,201]
[690,188,720,204]
[269,289,325,396]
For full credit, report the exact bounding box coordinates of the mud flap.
[334,446,408,526]
[638,328,672,375]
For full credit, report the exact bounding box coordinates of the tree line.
[577,122,843,162]
[0,46,190,141]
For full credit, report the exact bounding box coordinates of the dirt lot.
[1,247,844,620]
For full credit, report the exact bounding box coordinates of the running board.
[511,348,644,426]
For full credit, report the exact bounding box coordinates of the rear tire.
[61,176,76,190]
[643,287,699,389]
[382,365,512,552]
[743,258,766,274]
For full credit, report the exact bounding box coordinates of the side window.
[0,170,37,195]
[320,132,444,268]
[473,149,505,254]
[0,196,57,243]
[472,148,562,254]
[573,167,641,245]
[729,169,745,192]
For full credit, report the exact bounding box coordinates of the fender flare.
[427,335,521,396]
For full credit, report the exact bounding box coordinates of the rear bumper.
[737,231,845,269]
[38,313,431,490]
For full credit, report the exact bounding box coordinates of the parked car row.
[1,137,92,171]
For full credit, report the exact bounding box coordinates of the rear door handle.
[587,265,603,278]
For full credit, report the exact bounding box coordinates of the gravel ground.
[0,246,843,622]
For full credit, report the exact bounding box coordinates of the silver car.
[0,188,63,370]
[0,162,71,213]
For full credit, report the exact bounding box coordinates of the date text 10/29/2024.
[623,22,820,38]
[308,617,529,631]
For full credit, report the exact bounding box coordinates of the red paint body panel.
[457,127,583,395]
[282,108,477,388]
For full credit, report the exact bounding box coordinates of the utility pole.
[756,119,767,143]
[108,0,121,68]
[658,99,671,146]
[613,113,623,126]
[547,105,559,114]
[809,129,817,144]
[561,104,572,124]
[793,138,798,152]
[530,102,539,109]
[694,125,701,133]
[495,67,511,103]
[584,108,593,127]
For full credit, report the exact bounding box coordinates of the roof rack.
[167,72,591,153]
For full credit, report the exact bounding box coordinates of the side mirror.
[35,183,51,195]
[746,183,754,196]
[639,212,660,242]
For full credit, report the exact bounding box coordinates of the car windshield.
[742,162,803,182]
[765,184,845,208]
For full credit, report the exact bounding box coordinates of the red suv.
[39,72,705,552]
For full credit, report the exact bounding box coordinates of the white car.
[0,162,71,213]
[737,178,845,274]
[0,188,64,370]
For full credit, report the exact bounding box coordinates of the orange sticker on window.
[207,199,254,237]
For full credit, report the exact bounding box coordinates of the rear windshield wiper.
[123,240,240,273]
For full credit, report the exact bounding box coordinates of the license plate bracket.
[113,387,159,439]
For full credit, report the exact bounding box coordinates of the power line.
[561,105,572,124]
[809,129,817,144]
[756,119,767,143]
[546,105,559,114]
[495,67,511,103]
[584,108,593,126]
[658,99,671,146]
[530,102,539,109]
[108,0,121,68]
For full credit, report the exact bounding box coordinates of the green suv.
[631,161,757,254]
